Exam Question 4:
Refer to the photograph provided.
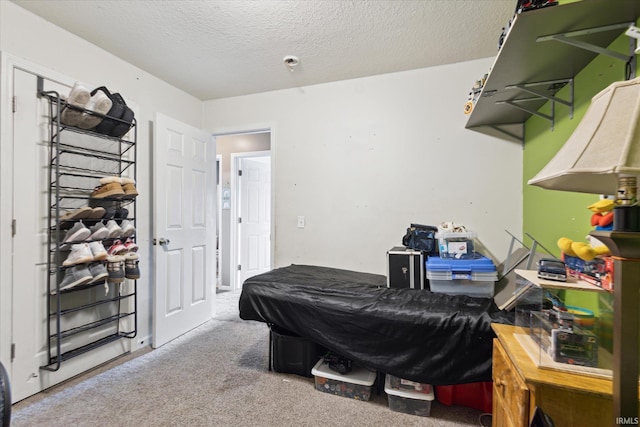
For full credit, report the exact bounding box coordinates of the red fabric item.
[435,382,493,413]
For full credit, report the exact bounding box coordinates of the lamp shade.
[528,76,640,195]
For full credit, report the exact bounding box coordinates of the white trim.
[216,154,222,292]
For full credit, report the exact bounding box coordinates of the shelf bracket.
[498,78,574,131]
[537,22,635,63]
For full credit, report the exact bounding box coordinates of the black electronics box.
[270,324,323,377]
[529,310,598,367]
[387,246,426,290]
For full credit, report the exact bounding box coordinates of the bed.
[239,264,514,385]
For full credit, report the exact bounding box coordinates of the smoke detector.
[283,55,300,71]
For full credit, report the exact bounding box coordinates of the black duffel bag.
[402,223,439,255]
[92,87,135,138]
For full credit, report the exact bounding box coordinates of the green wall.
[522,30,637,255]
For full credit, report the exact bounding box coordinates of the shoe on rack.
[101,206,116,220]
[60,82,91,127]
[61,222,91,249]
[77,89,113,130]
[88,262,109,284]
[121,177,138,198]
[123,237,138,252]
[121,220,136,238]
[88,207,106,219]
[88,222,109,241]
[106,255,125,283]
[59,206,93,222]
[108,239,127,256]
[115,207,129,224]
[91,182,125,199]
[106,220,123,239]
[99,176,122,185]
[124,252,140,279]
[62,243,94,267]
[59,265,93,291]
[89,241,108,261]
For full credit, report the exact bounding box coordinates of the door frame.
[212,126,274,292]
[230,150,272,290]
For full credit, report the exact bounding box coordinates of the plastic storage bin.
[436,231,477,259]
[270,325,322,377]
[426,255,497,298]
[311,358,376,401]
[386,374,432,395]
[385,375,434,417]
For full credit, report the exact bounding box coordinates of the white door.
[237,155,271,286]
[10,67,50,401]
[8,68,130,401]
[153,113,215,348]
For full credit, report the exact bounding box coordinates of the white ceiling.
[12,0,516,101]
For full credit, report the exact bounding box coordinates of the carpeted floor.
[11,289,491,427]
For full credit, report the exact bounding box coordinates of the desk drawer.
[493,339,529,427]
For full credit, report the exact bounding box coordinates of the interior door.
[9,68,129,401]
[10,67,50,401]
[153,113,215,348]
[238,155,271,286]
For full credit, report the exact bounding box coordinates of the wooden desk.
[492,324,639,427]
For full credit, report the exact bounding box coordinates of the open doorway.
[214,131,272,291]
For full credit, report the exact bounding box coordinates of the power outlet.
[297,216,305,228]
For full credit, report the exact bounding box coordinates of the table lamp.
[529,76,640,423]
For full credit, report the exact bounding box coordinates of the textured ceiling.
[12,0,516,100]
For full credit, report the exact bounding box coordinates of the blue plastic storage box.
[426,255,497,298]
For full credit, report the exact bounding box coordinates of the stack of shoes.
[106,237,140,281]
[60,82,91,127]
[91,176,138,200]
[58,242,110,292]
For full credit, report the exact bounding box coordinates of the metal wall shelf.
[465,0,640,142]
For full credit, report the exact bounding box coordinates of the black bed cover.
[239,264,514,385]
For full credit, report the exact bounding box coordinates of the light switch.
[297,216,305,228]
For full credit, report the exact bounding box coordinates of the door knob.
[159,237,170,246]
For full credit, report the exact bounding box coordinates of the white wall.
[204,61,523,275]
[0,0,524,383]
[0,1,203,354]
